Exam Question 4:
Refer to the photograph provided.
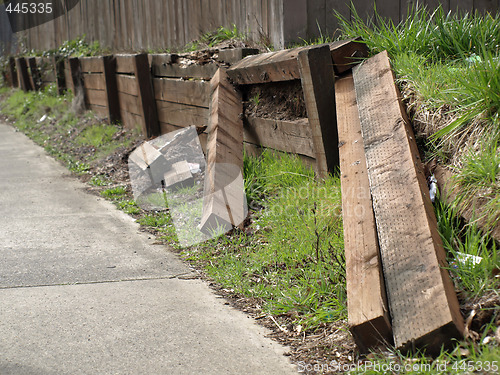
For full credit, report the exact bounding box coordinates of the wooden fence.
[15,0,500,54]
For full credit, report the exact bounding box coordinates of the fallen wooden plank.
[151,55,218,79]
[298,45,340,178]
[8,57,18,88]
[153,78,210,107]
[15,58,32,92]
[335,73,392,353]
[353,51,464,352]
[227,39,368,85]
[243,116,314,158]
[200,67,245,234]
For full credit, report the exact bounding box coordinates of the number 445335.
[6,2,53,14]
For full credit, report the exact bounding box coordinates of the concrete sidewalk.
[0,123,297,375]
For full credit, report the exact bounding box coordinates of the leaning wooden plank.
[227,39,368,85]
[200,67,245,234]
[353,51,464,352]
[151,55,218,79]
[153,78,210,107]
[298,45,340,178]
[8,57,18,88]
[243,116,315,158]
[133,53,160,138]
[335,73,392,353]
[68,57,86,112]
[16,58,32,92]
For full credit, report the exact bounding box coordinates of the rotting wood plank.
[200,67,245,234]
[298,45,339,178]
[27,57,41,91]
[151,55,218,79]
[353,51,464,352]
[102,55,120,124]
[8,57,18,88]
[335,73,392,353]
[16,58,32,92]
[243,116,315,158]
[133,53,160,137]
[153,78,210,107]
[156,101,208,127]
[227,39,368,85]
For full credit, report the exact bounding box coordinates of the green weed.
[101,186,127,200]
[77,124,119,147]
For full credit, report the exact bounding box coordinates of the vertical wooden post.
[101,55,120,124]
[15,58,32,92]
[133,53,159,138]
[8,57,18,88]
[298,45,339,178]
[27,57,41,91]
[68,57,86,112]
[52,55,66,95]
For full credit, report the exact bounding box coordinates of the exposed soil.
[243,80,307,121]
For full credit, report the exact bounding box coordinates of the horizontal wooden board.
[120,109,144,131]
[151,55,218,79]
[115,55,136,74]
[83,73,106,90]
[156,101,208,127]
[227,39,368,85]
[90,103,109,118]
[85,88,107,107]
[153,78,210,107]
[118,91,142,116]
[243,116,314,158]
[116,74,138,96]
[79,57,104,73]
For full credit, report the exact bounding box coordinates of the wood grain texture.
[227,39,368,85]
[335,73,392,353]
[243,116,314,158]
[102,55,120,124]
[83,73,106,91]
[79,57,105,73]
[353,51,464,352]
[116,74,139,96]
[153,78,210,107]
[156,101,209,127]
[201,67,245,233]
[115,54,137,74]
[27,57,41,91]
[69,57,86,112]
[298,45,339,178]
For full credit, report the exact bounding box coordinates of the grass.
[184,150,346,330]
